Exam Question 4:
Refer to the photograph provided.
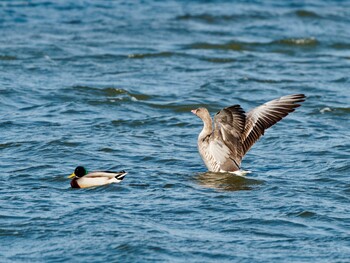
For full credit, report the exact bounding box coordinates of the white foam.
[320,107,332,114]
[228,170,252,176]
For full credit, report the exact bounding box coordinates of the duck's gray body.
[192,94,306,172]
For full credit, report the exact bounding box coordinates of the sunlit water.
[1,1,350,262]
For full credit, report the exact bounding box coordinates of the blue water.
[1,1,350,262]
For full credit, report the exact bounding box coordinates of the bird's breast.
[198,140,220,172]
[70,178,80,188]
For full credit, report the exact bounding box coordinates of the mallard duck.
[68,166,127,188]
[191,94,305,173]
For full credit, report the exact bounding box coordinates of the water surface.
[1,1,350,262]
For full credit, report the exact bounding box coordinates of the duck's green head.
[68,166,88,178]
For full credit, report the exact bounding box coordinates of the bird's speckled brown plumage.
[192,94,306,172]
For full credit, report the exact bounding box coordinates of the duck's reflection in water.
[195,172,264,191]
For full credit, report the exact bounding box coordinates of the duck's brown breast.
[70,178,80,188]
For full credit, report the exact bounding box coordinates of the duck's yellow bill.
[68,173,75,179]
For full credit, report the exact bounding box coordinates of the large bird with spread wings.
[191,94,306,173]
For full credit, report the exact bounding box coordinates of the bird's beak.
[68,173,75,179]
[191,109,197,115]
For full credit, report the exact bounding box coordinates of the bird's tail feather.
[115,171,127,180]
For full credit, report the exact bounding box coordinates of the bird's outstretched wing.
[242,94,306,155]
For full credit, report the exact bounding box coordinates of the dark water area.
[1,0,350,262]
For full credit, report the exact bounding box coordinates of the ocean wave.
[128,52,176,59]
[274,37,319,46]
[176,12,270,23]
[185,37,319,52]
[294,10,321,18]
[71,86,151,102]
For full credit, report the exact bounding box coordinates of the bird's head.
[68,166,88,179]
[191,107,210,120]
